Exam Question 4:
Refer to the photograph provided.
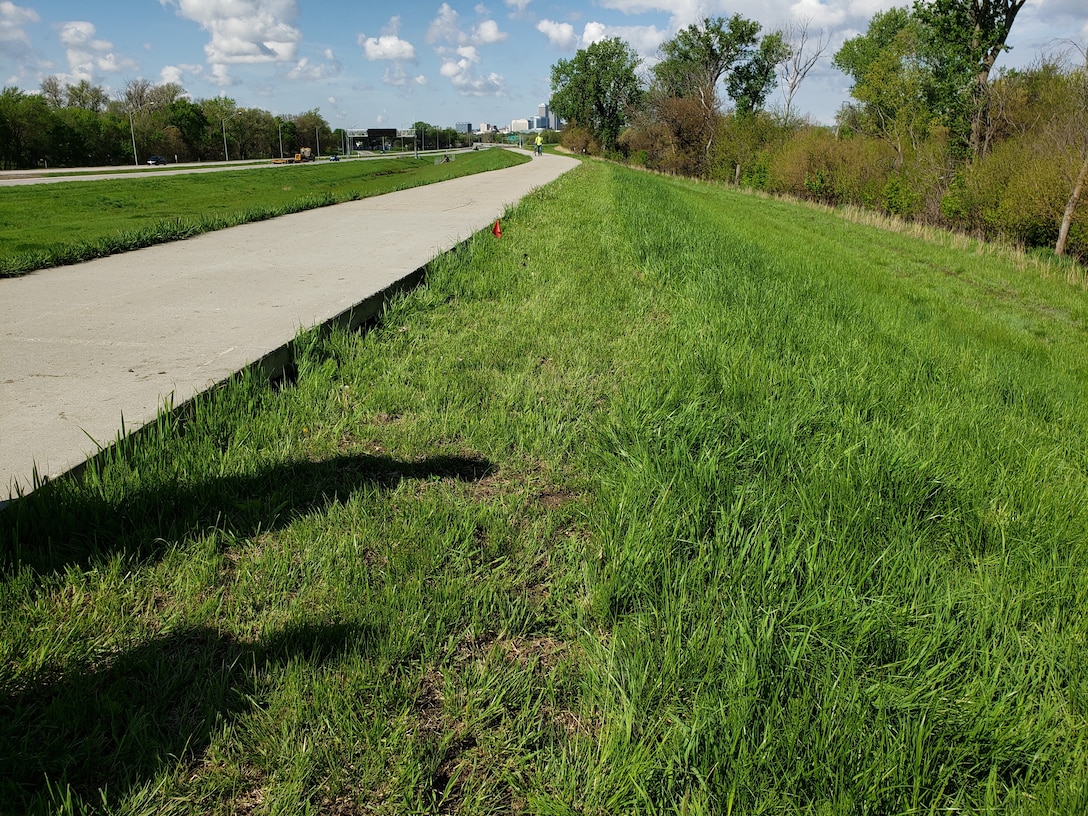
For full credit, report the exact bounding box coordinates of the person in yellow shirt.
[534,134,543,156]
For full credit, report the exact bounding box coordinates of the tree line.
[0,73,491,171]
[549,1,1087,262]
[0,76,337,168]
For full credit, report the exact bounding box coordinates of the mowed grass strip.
[0,149,526,276]
[2,160,1087,814]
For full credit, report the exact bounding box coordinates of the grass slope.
[0,150,526,277]
[2,160,1087,814]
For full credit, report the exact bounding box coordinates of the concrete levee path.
[2,151,579,500]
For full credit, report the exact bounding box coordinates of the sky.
[1,0,1085,130]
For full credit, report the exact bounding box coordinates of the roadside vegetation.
[1,76,473,170]
[3,158,1087,813]
[0,149,526,277]
[550,5,1088,264]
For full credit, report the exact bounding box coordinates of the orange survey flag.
[492,220,503,237]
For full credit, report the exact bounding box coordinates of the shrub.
[767,127,894,207]
[710,112,792,187]
[882,174,920,217]
[560,125,600,156]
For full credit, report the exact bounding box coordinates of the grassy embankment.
[2,159,1087,814]
[0,149,526,277]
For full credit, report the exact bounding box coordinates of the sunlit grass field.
[0,149,526,276]
[2,159,1087,814]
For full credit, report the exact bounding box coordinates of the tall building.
[454,122,472,133]
[538,102,559,130]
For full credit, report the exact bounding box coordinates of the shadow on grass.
[0,619,375,812]
[1,451,496,574]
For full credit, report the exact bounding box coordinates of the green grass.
[2,160,1087,814]
[0,149,526,276]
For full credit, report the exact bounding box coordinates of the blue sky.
[1,1,1084,129]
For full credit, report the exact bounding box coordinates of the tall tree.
[550,37,643,152]
[778,20,830,125]
[167,98,209,159]
[834,8,933,164]
[40,76,64,109]
[913,0,1027,156]
[292,108,332,154]
[67,79,109,112]
[0,87,51,169]
[652,16,785,167]
[728,32,789,116]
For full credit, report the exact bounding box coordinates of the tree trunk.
[1056,150,1088,256]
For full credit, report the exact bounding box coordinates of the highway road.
[0,148,485,186]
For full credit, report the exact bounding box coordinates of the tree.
[291,108,332,154]
[167,98,209,159]
[779,20,830,125]
[1052,44,1088,257]
[40,76,64,109]
[913,0,1027,156]
[834,9,934,164]
[0,87,51,168]
[200,97,239,160]
[550,37,642,152]
[652,16,786,169]
[728,31,789,116]
[67,80,109,113]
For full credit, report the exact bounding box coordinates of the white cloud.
[790,0,848,27]
[208,62,235,86]
[0,1,38,55]
[437,45,505,96]
[381,63,426,87]
[55,21,138,82]
[473,19,507,44]
[287,52,343,81]
[537,19,578,50]
[440,56,506,96]
[58,21,104,50]
[426,3,462,45]
[595,0,903,32]
[426,2,507,96]
[538,19,667,56]
[161,64,184,84]
[162,0,301,65]
[427,3,506,47]
[95,51,139,73]
[504,0,532,10]
[360,33,416,61]
[359,15,418,61]
[360,16,419,88]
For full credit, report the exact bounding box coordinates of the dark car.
[147,155,167,165]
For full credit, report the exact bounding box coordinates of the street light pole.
[129,112,139,166]
[221,110,242,162]
[127,100,156,166]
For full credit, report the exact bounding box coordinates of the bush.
[767,127,894,207]
[882,174,920,217]
[710,112,792,187]
[560,125,600,156]
[945,136,1076,253]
